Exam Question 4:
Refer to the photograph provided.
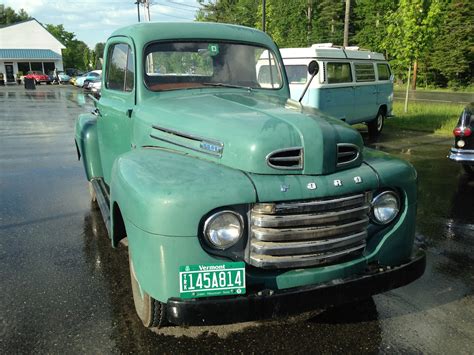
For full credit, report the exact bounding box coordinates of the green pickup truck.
[75,22,425,328]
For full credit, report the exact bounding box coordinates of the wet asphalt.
[0,85,473,354]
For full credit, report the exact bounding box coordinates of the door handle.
[126,109,133,118]
[91,108,102,117]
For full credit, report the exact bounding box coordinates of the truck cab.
[75,22,424,328]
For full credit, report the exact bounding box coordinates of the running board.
[91,178,111,235]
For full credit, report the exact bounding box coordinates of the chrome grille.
[337,144,360,167]
[266,147,303,170]
[248,193,370,269]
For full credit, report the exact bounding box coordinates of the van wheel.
[462,164,474,177]
[368,110,385,138]
[129,254,167,328]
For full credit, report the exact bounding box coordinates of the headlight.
[371,191,400,225]
[204,211,243,249]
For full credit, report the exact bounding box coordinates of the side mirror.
[299,61,319,103]
[308,60,319,76]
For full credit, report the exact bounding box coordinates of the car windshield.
[144,41,283,91]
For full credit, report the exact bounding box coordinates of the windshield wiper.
[202,82,253,92]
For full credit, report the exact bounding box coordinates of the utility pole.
[307,0,313,45]
[143,0,151,22]
[343,0,351,47]
[262,0,266,32]
[135,1,141,22]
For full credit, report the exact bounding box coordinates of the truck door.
[321,61,354,121]
[353,63,377,121]
[97,38,136,185]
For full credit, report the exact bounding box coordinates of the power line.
[166,0,202,9]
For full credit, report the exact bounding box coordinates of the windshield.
[144,41,283,91]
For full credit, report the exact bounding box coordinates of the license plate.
[179,262,246,299]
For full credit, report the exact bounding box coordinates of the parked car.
[47,71,71,84]
[448,103,474,177]
[24,71,51,85]
[84,79,101,98]
[65,68,83,77]
[75,22,425,329]
[74,70,101,87]
[278,44,393,138]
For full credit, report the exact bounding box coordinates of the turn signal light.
[453,127,472,137]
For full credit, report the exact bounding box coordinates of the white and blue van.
[279,44,393,137]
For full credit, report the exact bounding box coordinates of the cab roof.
[109,22,276,50]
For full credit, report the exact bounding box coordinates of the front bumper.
[448,148,474,164]
[165,250,426,325]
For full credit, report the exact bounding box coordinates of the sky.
[4,0,201,48]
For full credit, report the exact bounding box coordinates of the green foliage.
[384,0,443,67]
[93,43,106,69]
[431,0,474,86]
[45,23,90,70]
[0,5,31,25]
[312,0,345,44]
[353,0,397,52]
[197,0,471,88]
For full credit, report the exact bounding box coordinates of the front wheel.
[462,164,474,177]
[129,254,167,328]
[368,109,385,138]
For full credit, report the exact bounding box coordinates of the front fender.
[75,114,103,180]
[110,148,257,237]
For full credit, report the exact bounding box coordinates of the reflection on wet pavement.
[0,86,473,353]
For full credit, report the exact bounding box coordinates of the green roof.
[110,22,276,50]
[0,49,62,60]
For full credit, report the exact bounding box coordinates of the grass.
[393,84,474,93]
[384,101,464,136]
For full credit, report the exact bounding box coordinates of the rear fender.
[75,113,103,180]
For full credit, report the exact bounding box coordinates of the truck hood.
[136,91,363,175]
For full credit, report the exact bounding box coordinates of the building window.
[30,62,43,72]
[43,62,55,75]
[17,62,30,75]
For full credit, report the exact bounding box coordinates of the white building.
[0,19,65,84]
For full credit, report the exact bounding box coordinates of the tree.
[0,6,31,25]
[384,0,443,109]
[431,0,474,87]
[93,42,106,69]
[312,0,345,44]
[45,23,90,70]
[353,0,398,53]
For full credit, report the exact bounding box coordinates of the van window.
[355,63,375,82]
[285,65,307,84]
[107,43,134,92]
[377,63,391,81]
[327,62,352,84]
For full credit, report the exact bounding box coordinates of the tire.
[368,109,385,138]
[129,254,167,328]
[462,164,474,177]
[88,181,97,202]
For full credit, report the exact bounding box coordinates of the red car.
[24,71,51,85]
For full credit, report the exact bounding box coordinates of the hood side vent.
[266,147,303,170]
[337,143,360,167]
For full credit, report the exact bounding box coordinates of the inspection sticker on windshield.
[179,262,245,299]
[208,43,219,56]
